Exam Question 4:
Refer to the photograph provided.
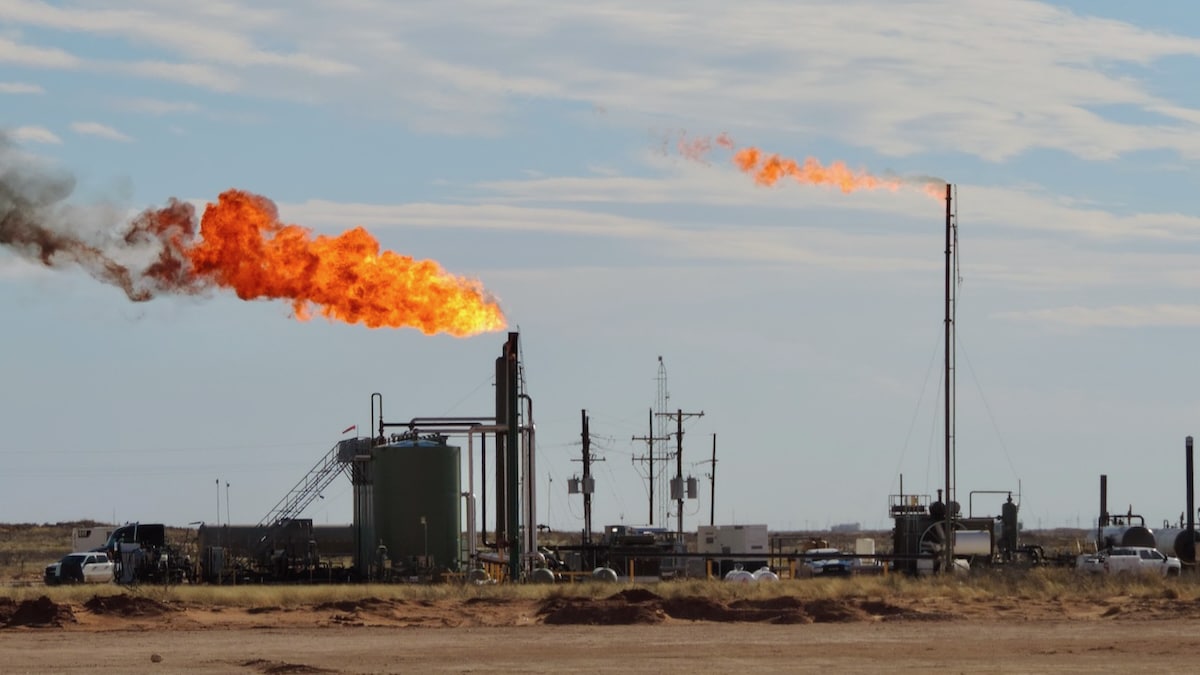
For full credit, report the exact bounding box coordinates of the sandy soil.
[3,591,1200,673]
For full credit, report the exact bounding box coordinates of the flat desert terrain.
[3,585,1200,673]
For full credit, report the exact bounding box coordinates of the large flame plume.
[0,140,505,336]
[678,132,943,196]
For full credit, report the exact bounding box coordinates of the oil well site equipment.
[1094,436,1200,567]
[197,331,536,583]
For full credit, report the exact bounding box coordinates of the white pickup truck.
[1100,547,1181,577]
[44,551,116,585]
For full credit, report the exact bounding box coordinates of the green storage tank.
[372,436,461,573]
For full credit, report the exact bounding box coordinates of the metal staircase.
[252,439,369,553]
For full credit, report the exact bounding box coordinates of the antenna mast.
[633,357,672,524]
[655,356,671,526]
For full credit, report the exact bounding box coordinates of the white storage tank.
[1153,528,1200,564]
[953,530,992,557]
[1100,525,1155,549]
[724,566,755,583]
[752,567,779,582]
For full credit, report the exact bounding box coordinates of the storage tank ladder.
[255,442,350,545]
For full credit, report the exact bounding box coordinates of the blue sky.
[2,0,1200,536]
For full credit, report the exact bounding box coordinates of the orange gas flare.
[732,147,901,194]
[0,140,502,334]
[676,132,941,196]
[184,190,505,336]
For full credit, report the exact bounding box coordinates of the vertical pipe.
[709,434,717,527]
[504,333,521,581]
[676,409,684,542]
[582,410,592,546]
[494,354,507,547]
[480,432,491,548]
[648,408,654,525]
[522,395,537,569]
[943,182,953,573]
[1098,474,1108,549]
[467,432,476,564]
[370,392,383,444]
[1187,437,1195,564]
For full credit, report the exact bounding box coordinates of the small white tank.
[591,567,619,583]
[724,564,755,583]
[953,530,992,557]
[752,567,779,582]
[530,567,556,584]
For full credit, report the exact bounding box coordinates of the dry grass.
[4,567,1198,608]
[4,523,1195,611]
[0,521,193,582]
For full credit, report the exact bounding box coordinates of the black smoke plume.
[0,134,203,300]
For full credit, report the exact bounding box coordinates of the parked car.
[44,551,115,585]
[1101,547,1181,577]
[805,548,855,576]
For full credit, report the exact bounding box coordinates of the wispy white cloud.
[476,154,1200,244]
[112,97,198,116]
[0,34,235,93]
[117,60,238,92]
[0,0,355,75]
[8,125,61,144]
[3,1,1199,160]
[0,81,44,94]
[0,36,79,68]
[995,304,1200,328]
[274,185,1200,294]
[69,121,132,142]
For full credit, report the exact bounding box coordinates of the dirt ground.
[3,591,1200,673]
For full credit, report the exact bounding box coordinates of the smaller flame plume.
[676,131,943,197]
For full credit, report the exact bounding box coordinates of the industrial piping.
[1188,436,1195,564]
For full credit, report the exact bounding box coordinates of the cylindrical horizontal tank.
[591,567,618,582]
[953,530,992,557]
[752,567,779,582]
[371,436,461,573]
[1100,525,1155,549]
[1153,528,1200,564]
[530,567,556,584]
[724,568,755,583]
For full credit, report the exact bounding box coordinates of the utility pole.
[582,410,592,545]
[632,407,669,525]
[573,410,603,568]
[703,434,717,526]
[658,408,704,541]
